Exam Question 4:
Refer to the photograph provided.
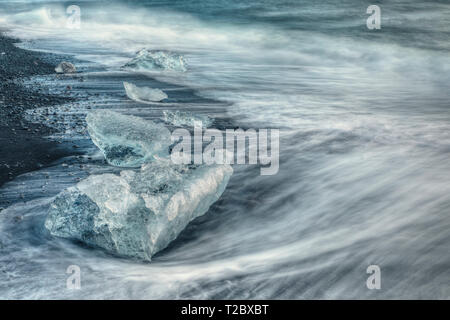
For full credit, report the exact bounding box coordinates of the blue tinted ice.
[86,110,171,167]
[45,159,233,260]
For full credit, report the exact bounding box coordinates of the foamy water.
[0,0,449,299]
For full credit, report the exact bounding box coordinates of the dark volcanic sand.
[0,33,76,187]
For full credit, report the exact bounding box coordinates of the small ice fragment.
[55,61,76,74]
[122,49,187,72]
[163,110,213,128]
[123,82,168,103]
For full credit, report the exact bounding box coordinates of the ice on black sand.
[45,110,233,260]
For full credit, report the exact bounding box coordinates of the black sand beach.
[0,33,75,187]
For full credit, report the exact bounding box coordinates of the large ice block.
[44,159,233,260]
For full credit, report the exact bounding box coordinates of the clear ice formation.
[123,49,187,72]
[45,158,233,260]
[86,110,172,167]
[123,82,168,103]
[163,110,213,128]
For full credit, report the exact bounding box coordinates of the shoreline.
[0,33,79,188]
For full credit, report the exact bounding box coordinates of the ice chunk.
[86,110,171,167]
[55,61,76,73]
[123,49,187,72]
[163,110,213,128]
[123,82,168,103]
[44,159,233,261]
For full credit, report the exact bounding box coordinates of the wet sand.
[0,33,75,187]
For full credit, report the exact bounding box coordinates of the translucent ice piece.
[86,110,171,167]
[45,159,233,260]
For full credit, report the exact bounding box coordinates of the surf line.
[181,304,215,318]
